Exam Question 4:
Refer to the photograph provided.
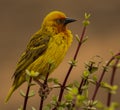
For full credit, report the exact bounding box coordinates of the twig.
[78,62,94,94]
[39,67,50,110]
[107,59,119,106]
[79,78,88,95]
[53,13,90,109]
[78,78,84,94]
[23,77,32,110]
[58,26,87,102]
[92,52,120,101]
[52,26,87,110]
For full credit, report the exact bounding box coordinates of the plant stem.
[58,26,86,102]
[78,62,94,94]
[39,96,44,110]
[92,52,120,101]
[39,69,49,110]
[23,77,32,110]
[79,78,88,95]
[52,26,87,110]
[107,59,119,106]
[78,78,84,94]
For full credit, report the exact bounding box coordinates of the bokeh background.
[0,0,120,109]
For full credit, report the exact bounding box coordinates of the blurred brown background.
[0,0,120,109]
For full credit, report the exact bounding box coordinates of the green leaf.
[95,101,104,109]
[57,107,64,110]
[82,36,88,44]
[32,107,36,110]
[19,89,35,98]
[68,59,77,66]
[18,106,23,110]
[47,78,55,82]
[85,13,91,19]
[110,85,118,94]
[88,79,96,84]
[83,20,90,26]
[53,84,61,88]
[43,104,52,110]
[75,34,80,43]
[73,80,80,88]
[47,78,59,84]
[40,75,46,81]
[115,55,120,59]
[53,78,59,84]
[102,65,109,72]
[93,100,98,106]
[101,82,118,94]
[92,75,98,82]
[90,66,98,73]
[28,90,35,97]
[109,60,115,67]
[29,83,36,87]
[65,93,73,101]
[67,83,74,88]
[77,95,86,101]
[52,96,58,102]
[81,85,88,90]
[83,100,97,110]
[83,70,90,78]
[20,90,26,97]
[26,69,39,77]
[117,63,120,68]
[109,50,114,56]
[110,102,119,109]
[101,82,110,88]
[70,87,78,95]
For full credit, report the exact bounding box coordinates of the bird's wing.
[13,33,50,78]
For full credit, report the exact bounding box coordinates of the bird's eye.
[56,18,65,24]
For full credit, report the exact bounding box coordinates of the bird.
[5,11,76,102]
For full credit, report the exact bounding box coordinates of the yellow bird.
[5,11,76,102]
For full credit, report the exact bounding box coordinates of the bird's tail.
[5,85,16,103]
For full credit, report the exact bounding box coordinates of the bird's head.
[42,11,76,32]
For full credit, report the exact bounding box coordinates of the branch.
[92,52,120,101]
[58,26,87,103]
[52,13,91,110]
[23,77,32,110]
[107,59,119,106]
[39,66,50,110]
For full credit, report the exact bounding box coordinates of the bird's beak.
[64,17,77,25]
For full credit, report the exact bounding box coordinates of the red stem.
[23,77,32,110]
[92,52,120,101]
[78,78,84,94]
[58,26,86,102]
[39,68,50,110]
[107,59,119,106]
